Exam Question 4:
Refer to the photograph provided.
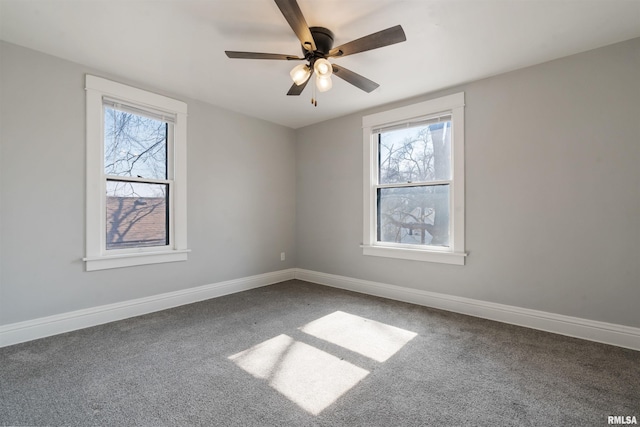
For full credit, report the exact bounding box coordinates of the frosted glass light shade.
[314,58,333,78]
[290,64,311,85]
[316,75,332,92]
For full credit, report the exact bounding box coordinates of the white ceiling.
[1,0,639,129]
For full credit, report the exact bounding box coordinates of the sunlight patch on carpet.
[229,334,369,415]
[299,311,417,362]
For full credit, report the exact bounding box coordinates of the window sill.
[83,249,190,271]
[361,245,466,265]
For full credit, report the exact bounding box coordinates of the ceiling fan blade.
[274,0,316,52]
[331,64,380,93]
[328,25,406,58]
[286,72,312,95]
[225,51,304,60]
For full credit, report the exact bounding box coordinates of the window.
[362,93,466,265]
[84,75,189,271]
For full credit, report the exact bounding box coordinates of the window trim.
[362,92,466,265]
[84,75,189,271]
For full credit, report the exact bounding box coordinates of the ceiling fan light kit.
[290,63,311,85]
[310,57,333,93]
[315,75,332,92]
[225,0,406,105]
[313,58,332,78]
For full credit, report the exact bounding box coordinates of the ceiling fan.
[225,0,406,103]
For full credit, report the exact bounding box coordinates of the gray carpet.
[1,280,638,426]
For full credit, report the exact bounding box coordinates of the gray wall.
[1,38,639,330]
[295,38,640,328]
[0,42,297,325]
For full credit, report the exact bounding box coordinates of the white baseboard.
[0,269,296,348]
[294,269,640,351]
[3,268,638,351]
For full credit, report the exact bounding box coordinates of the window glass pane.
[378,121,451,184]
[377,184,449,247]
[104,107,168,179]
[106,181,168,250]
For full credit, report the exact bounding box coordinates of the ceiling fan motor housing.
[306,27,335,58]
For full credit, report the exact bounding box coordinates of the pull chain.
[311,80,318,107]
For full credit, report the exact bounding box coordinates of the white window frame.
[362,92,466,265]
[84,75,189,271]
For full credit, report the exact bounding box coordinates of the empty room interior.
[1,0,639,425]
